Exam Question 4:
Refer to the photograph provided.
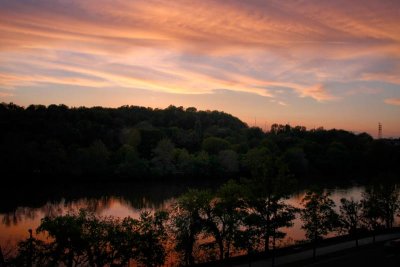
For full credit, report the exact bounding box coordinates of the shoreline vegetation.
[1,102,399,182]
[2,180,400,266]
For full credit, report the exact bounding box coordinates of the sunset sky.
[0,0,399,137]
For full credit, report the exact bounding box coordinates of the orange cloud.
[361,72,400,85]
[0,0,399,103]
[297,84,337,102]
[1,0,399,54]
[0,72,110,88]
[0,91,13,98]
[384,98,400,106]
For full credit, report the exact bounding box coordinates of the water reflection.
[2,198,109,227]
[0,181,198,251]
[0,183,370,251]
[2,180,400,267]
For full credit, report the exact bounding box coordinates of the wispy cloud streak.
[0,0,399,136]
[385,98,400,106]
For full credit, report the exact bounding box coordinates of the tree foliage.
[1,103,399,181]
[300,191,339,260]
[339,198,363,246]
[8,210,169,267]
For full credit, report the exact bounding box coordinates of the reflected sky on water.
[0,183,371,252]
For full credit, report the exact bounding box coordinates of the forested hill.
[1,102,399,181]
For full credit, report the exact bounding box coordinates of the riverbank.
[193,228,400,267]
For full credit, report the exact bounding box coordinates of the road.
[235,232,400,267]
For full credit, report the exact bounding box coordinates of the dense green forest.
[1,102,399,181]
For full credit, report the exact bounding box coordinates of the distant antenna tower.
[378,122,382,139]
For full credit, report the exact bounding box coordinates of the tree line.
[1,103,399,181]
[3,178,400,266]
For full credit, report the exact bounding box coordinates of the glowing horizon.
[0,0,399,137]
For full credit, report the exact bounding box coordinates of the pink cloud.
[297,84,337,102]
[384,98,400,106]
[0,91,13,98]
[0,0,399,104]
[1,0,399,54]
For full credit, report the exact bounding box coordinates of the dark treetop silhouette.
[1,102,399,182]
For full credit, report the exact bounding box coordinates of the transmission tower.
[378,122,382,139]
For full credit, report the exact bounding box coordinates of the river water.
[1,181,379,257]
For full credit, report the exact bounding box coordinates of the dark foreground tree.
[360,185,389,243]
[339,198,363,247]
[134,211,169,267]
[373,184,399,229]
[170,189,212,265]
[300,191,339,261]
[203,180,245,261]
[9,232,48,267]
[243,146,297,255]
[8,210,169,267]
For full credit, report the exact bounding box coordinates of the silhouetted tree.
[170,189,212,265]
[243,146,297,255]
[9,232,48,267]
[339,198,363,247]
[1,102,399,180]
[361,183,399,242]
[300,191,339,261]
[361,188,382,243]
[134,211,169,267]
[203,180,245,261]
[374,184,399,229]
[9,209,169,267]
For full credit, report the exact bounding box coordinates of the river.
[1,181,380,257]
